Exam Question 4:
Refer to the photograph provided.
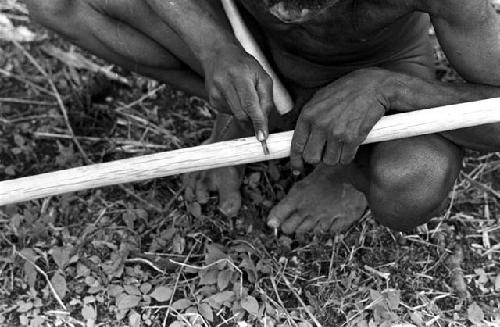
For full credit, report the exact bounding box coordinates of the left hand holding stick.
[290,68,396,173]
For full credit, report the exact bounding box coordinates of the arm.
[145,0,273,140]
[144,1,236,66]
[418,0,500,85]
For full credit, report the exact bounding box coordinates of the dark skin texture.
[24,0,500,233]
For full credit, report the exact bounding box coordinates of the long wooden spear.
[1,97,500,206]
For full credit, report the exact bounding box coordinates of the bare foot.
[267,165,367,234]
[184,165,243,217]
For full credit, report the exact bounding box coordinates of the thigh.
[86,0,232,75]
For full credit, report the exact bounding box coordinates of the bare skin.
[25,0,500,233]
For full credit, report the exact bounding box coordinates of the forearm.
[386,71,500,151]
[388,71,500,112]
[145,0,239,64]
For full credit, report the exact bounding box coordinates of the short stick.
[2,98,500,206]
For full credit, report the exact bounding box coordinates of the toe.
[213,167,243,217]
[329,215,354,234]
[183,173,197,202]
[267,197,296,229]
[313,215,336,234]
[281,213,307,235]
[218,182,242,218]
[296,216,319,235]
[219,194,241,217]
[195,179,210,204]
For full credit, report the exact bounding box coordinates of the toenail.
[267,218,280,229]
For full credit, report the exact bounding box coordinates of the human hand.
[290,68,395,172]
[203,44,274,141]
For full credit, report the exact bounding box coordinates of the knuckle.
[323,157,337,166]
[304,153,320,165]
[291,140,306,152]
[212,75,226,87]
[234,112,247,121]
[331,129,346,140]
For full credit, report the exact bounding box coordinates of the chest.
[238,0,416,57]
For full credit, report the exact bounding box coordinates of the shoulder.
[410,0,493,19]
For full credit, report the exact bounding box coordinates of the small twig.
[270,277,298,327]
[15,251,67,310]
[114,85,166,112]
[125,258,166,275]
[461,172,500,199]
[164,243,197,327]
[34,132,170,150]
[281,275,323,327]
[0,98,56,106]
[13,41,90,164]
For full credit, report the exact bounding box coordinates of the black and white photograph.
[1,0,500,326]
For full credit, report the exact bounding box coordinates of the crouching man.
[25,0,500,233]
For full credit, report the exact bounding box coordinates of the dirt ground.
[1,2,499,327]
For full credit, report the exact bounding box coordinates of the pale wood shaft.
[2,98,500,206]
[221,0,294,115]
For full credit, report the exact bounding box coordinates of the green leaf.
[150,286,174,302]
[188,202,202,219]
[16,301,33,313]
[410,312,424,325]
[50,246,72,270]
[217,270,232,291]
[51,272,67,299]
[108,284,124,298]
[140,283,152,294]
[241,295,259,317]
[81,304,97,321]
[199,269,218,285]
[198,303,214,322]
[76,263,90,278]
[205,244,227,265]
[467,302,484,324]
[171,298,192,311]
[124,285,141,296]
[208,291,235,305]
[386,290,401,310]
[128,310,141,327]
[116,294,141,311]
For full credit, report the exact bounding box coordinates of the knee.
[368,138,461,231]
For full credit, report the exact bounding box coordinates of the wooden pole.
[2,98,500,206]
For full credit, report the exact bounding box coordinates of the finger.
[195,179,209,204]
[303,129,326,164]
[323,136,342,165]
[256,74,274,123]
[234,78,268,138]
[220,86,247,121]
[339,138,360,165]
[290,120,310,174]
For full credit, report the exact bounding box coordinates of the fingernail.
[292,170,301,177]
[257,130,265,142]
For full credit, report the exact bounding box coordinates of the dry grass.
[0,1,499,327]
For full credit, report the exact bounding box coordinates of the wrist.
[198,38,242,67]
[380,70,411,111]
